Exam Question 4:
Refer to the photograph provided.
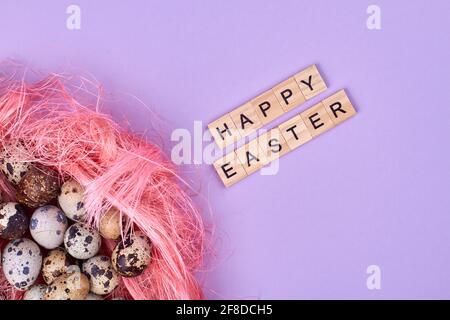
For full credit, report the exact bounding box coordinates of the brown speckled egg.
[85,293,103,300]
[99,207,121,240]
[44,271,90,300]
[64,223,102,259]
[0,142,31,185]
[58,179,86,222]
[111,232,151,277]
[16,166,60,208]
[1,238,42,291]
[0,202,28,240]
[82,255,120,295]
[30,205,68,249]
[23,284,47,300]
[41,248,75,284]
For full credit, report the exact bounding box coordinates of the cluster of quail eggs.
[0,143,152,300]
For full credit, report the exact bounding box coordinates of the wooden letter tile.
[208,114,242,149]
[294,65,327,100]
[213,151,247,187]
[278,114,312,150]
[272,77,306,112]
[251,90,284,125]
[300,102,334,137]
[258,127,290,164]
[322,89,357,125]
[235,138,267,175]
[229,102,263,138]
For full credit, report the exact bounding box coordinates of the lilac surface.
[1,0,450,299]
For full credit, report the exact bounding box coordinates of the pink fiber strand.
[0,73,205,300]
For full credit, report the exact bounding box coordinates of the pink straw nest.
[0,71,206,300]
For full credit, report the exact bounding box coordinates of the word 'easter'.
[214,90,357,187]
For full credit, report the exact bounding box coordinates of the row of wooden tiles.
[208,64,327,149]
[214,89,357,187]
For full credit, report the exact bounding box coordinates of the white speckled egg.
[30,205,68,249]
[0,142,31,185]
[111,232,151,277]
[58,179,86,221]
[99,207,122,240]
[44,271,90,300]
[23,284,47,300]
[1,238,42,290]
[41,248,75,284]
[85,293,103,300]
[64,223,102,259]
[0,202,29,240]
[82,255,120,295]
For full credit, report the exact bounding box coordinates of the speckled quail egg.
[0,202,28,240]
[111,232,151,277]
[30,205,68,249]
[85,293,103,300]
[41,248,75,284]
[0,142,31,185]
[82,255,120,295]
[99,207,121,240]
[64,223,102,259]
[16,166,60,208]
[58,179,86,222]
[44,271,90,300]
[23,284,47,300]
[1,238,42,291]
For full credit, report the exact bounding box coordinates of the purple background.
[1,0,450,299]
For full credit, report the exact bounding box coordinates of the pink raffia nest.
[0,71,205,300]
